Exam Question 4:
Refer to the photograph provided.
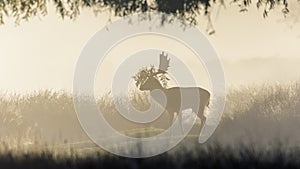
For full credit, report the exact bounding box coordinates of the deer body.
[161,87,210,115]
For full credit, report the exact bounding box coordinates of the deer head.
[133,52,170,91]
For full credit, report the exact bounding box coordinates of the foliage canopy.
[0,0,291,27]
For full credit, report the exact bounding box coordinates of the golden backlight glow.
[0,5,299,93]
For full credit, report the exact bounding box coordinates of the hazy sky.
[0,3,300,94]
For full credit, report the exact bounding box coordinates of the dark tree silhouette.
[0,0,291,27]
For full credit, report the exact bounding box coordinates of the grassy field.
[0,82,300,168]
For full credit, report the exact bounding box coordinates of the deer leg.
[167,111,174,137]
[200,114,206,131]
[169,112,174,127]
[177,111,184,135]
[198,104,207,132]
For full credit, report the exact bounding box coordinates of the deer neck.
[150,84,165,91]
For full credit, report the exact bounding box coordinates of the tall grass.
[216,82,300,147]
[0,82,300,168]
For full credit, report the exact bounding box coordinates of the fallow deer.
[133,52,210,132]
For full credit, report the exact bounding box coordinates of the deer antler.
[133,52,171,88]
[158,52,170,73]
